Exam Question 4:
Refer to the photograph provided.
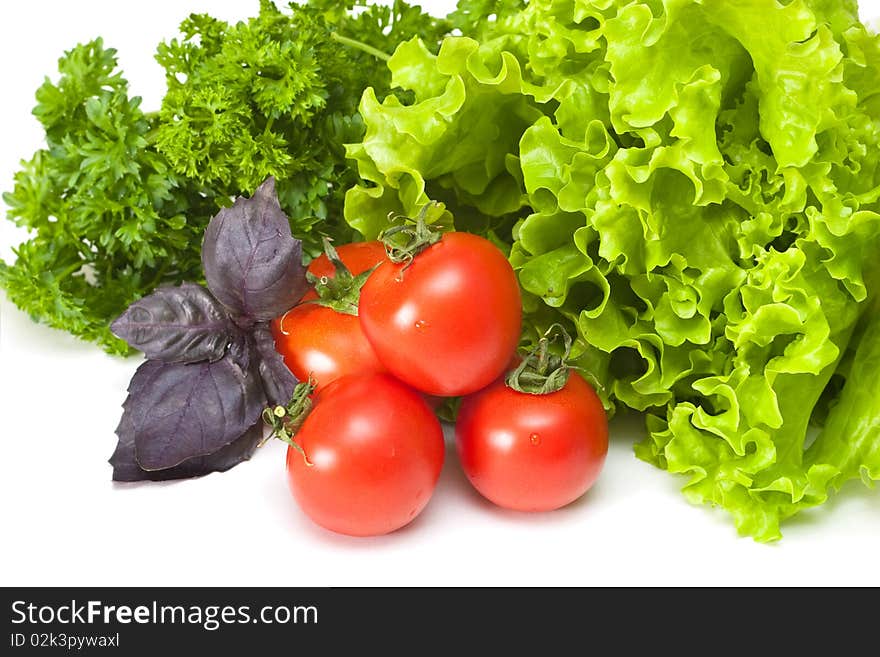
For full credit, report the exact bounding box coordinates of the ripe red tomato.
[271,305,385,392]
[455,372,608,511]
[286,373,445,536]
[271,241,387,391]
[358,232,521,396]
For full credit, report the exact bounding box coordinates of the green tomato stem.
[300,237,378,317]
[505,324,574,395]
[262,379,317,465]
[380,203,444,268]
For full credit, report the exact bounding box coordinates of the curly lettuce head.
[345,0,880,541]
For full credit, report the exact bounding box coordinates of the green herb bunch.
[0,0,452,354]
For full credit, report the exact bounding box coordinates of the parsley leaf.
[1,39,208,354]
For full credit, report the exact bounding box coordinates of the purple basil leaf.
[110,416,264,482]
[124,358,165,398]
[121,357,266,470]
[224,325,295,406]
[227,331,255,373]
[110,283,234,363]
[253,324,298,406]
[201,177,309,320]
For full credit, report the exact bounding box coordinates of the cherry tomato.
[286,374,445,536]
[359,232,521,396]
[271,306,385,393]
[271,241,387,391]
[455,372,608,511]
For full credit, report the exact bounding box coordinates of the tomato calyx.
[262,378,317,465]
[505,324,574,395]
[381,203,444,268]
[301,237,376,317]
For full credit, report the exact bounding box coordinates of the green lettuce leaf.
[345,0,880,540]
[806,306,880,492]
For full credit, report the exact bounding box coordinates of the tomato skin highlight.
[455,372,608,512]
[286,374,445,537]
[359,232,522,396]
[271,241,387,392]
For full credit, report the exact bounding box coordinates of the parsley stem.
[146,263,170,289]
[330,32,391,61]
[54,260,85,281]
[144,111,161,145]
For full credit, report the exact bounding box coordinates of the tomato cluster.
[270,230,608,536]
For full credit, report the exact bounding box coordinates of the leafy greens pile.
[0,0,451,354]
[344,0,880,540]
[3,0,879,538]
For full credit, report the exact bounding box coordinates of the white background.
[1,1,879,587]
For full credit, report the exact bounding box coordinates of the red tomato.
[286,374,445,536]
[358,232,521,396]
[271,241,387,391]
[271,306,385,392]
[455,372,608,511]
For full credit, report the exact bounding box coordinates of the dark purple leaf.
[110,361,266,481]
[110,417,264,482]
[120,357,266,471]
[227,331,255,373]
[201,177,309,320]
[223,325,295,406]
[110,283,234,363]
[253,324,298,406]
[125,358,165,398]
